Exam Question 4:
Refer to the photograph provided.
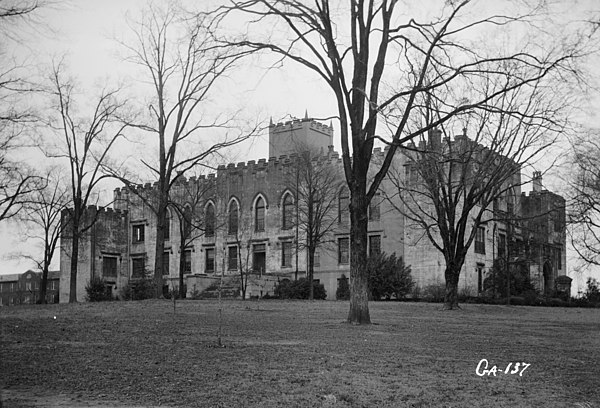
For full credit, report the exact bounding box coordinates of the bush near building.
[366,253,414,300]
[274,278,327,300]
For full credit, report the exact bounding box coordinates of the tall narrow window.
[228,200,239,235]
[183,205,192,240]
[477,263,485,293]
[132,224,145,243]
[102,256,118,278]
[281,241,292,267]
[184,250,192,274]
[255,197,265,232]
[162,252,170,276]
[338,237,350,264]
[475,227,486,254]
[132,257,145,278]
[228,246,238,270]
[368,194,380,221]
[368,235,381,257]
[498,233,506,258]
[282,193,294,230]
[205,203,215,237]
[205,248,215,273]
[339,190,349,224]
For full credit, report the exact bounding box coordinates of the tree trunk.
[308,246,315,300]
[154,203,167,298]
[69,215,79,303]
[444,265,460,310]
[347,190,371,324]
[179,245,186,299]
[39,264,49,304]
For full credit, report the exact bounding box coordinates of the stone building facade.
[59,115,567,301]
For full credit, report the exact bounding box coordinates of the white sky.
[2,0,600,295]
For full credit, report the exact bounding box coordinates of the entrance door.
[543,261,552,295]
[253,244,266,274]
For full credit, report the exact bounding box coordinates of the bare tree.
[17,168,67,303]
[211,0,585,323]
[45,62,127,303]
[169,175,217,298]
[386,79,566,309]
[568,131,600,268]
[289,147,342,300]
[114,2,258,297]
[0,0,46,223]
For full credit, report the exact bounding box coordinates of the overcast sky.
[2,0,600,294]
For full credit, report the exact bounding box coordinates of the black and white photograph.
[1,0,599,406]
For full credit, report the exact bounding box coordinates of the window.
[253,243,266,273]
[205,203,215,237]
[314,250,320,267]
[477,263,485,293]
[338,237,350,264]
[475,226,486,254]
[498,233,506,258]
[132,224,145,243]
[228,246,238,271]
[184,250,192,274]
[282,193,294,230]
[339,190,349,224]
[164,210,171,241]
[228,200,239,235]
[183,205,192,239]
[369,235,381,257]
[132,257,145,278]
[162,252,170,276]
[255,197,265,232]
[281,241,292,267]
[102,256,118,278]
[556,247,562,270]
[368,194,380,221]
[205,248,215,273]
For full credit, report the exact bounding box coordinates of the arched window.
[205,202,215,237]
[338,189,349,224]
[228,199,239,235]
[255,196,265,232]
[183,204,192,240]
[282,193,294,230]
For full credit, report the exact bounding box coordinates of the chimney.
[532,171,542,192]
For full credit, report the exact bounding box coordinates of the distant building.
[0,270,60,306]
[59,115,567,302]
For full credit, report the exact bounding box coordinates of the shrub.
[366,253,414,300]
[483,259,537,298]
[121,272,156,301]
[584,277,600,303]
[422,282,446,303]
[336,275,350,300]
[274,278,326,300]
[85,277,112,302]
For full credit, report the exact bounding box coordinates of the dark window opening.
[132,225,145,243]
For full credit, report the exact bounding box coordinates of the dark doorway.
[543,261,552,295]
[253,244,266,274]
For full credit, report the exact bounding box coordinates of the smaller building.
[0,270,61,306]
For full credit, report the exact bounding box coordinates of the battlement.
[269,117,334,136]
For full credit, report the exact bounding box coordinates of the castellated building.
[59,115,567,302]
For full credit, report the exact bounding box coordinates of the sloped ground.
[1,300,598,407]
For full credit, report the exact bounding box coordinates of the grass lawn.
[1,300,598,407]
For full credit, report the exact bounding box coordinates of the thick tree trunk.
[69,216,79,303]
[39,264,48,304]
[308,246,315,300]
[153,201,167,298]
[347,189,371,324]
[444,265,461,310]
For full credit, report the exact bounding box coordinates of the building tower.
[268,111,334,157]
